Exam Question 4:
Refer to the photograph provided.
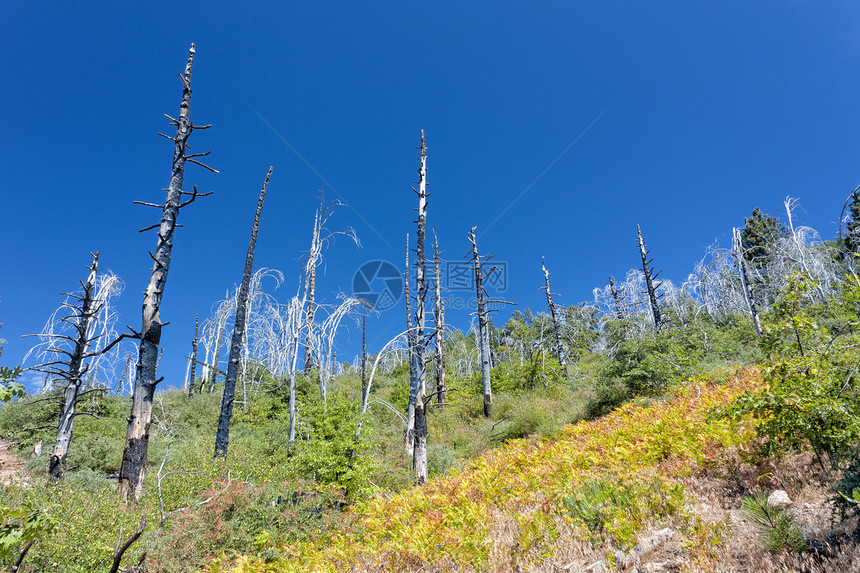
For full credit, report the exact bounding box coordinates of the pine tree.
[844,189,860,254]
[739,208,789,270]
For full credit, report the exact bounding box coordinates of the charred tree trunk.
[412,131,429,486]
[404,235,419,453]
[433,234,447,405]
[608,275,624,320]
[541,257,566,374]
[48,252,100,479]
[120,44,215,501]
[637,225,663,332]
[469,227,494,418]
[733,227,763,337]
[187,314,199,397]
[214,167,272,458]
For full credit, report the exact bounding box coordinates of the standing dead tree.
[404,235,419,452]
[214,167,272,458]
[433,233,447,405]
[120,44,216,501]
[733,227,763,337]
[26,257,128,474]
[186,314,199,397]
[468,227,509,418]
[301,195,359,374]
[24,253,124,479]
[541,257,566,374]
[637,225,663,332]
[411,131,429,486]
[608,275,625,320]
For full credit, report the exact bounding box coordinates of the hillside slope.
[224,369,799,571]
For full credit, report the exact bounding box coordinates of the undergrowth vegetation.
[3,269,860,570]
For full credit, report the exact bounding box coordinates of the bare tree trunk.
[541,257,566,374]
[120,44,215,501]
[433,234,447,405]
[214,167,272,458]
[412,131,429,486]
[208,319,225,393]
[733,227,763,337]
[637,225,663,332]
[187,314,199,397]
[608,275,624,320]
[404,235,418,453]
[48,252,100,479]
[303,200,322,374]
[360,315,367,401]
[469,228,494,417]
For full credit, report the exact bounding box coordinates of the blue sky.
[2,2,859,389]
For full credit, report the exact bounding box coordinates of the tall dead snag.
[214,167,272,458]
[187,314,199,397]
[303,197,323,374]
[412,131,429,486]
[207,318,225,393]
[120,44,216,501]
[404,235,419,453]
[360,315,367,401]
[28,253,101,479]
[608,275,625,320]
[541,257,566,374]
[468,227,496,417]
[637,225,663,332]
[733,227,763,337]
[433,233,447,405]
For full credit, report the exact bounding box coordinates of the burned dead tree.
[303,198,323,374]
[637,225,663,332]
[207,318,226,393]
[541,257,566,373]
[214,167,272,458]
[187,314,199,398]
[412,131,429,486]
[733,227,763,337]
[608,275,625,320]
[404,234,419,452]
[468,227,500,417]
[433,233,447,405]
[26,253,103,479]
[120,44,216,501]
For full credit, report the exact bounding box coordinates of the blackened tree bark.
[733,227,763,337]
[608,275,624,320]
[187,314,199,397]
[46,253,100,478]
[541,257,566,374]
[637,225,663,332]
[214,166,273,458]
[433,233,447,405]
[120,44,215,501]
[412,131,429,486]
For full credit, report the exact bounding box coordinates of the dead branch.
[108,517,147,573]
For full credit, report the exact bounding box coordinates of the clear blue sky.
[2,2,858,390]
